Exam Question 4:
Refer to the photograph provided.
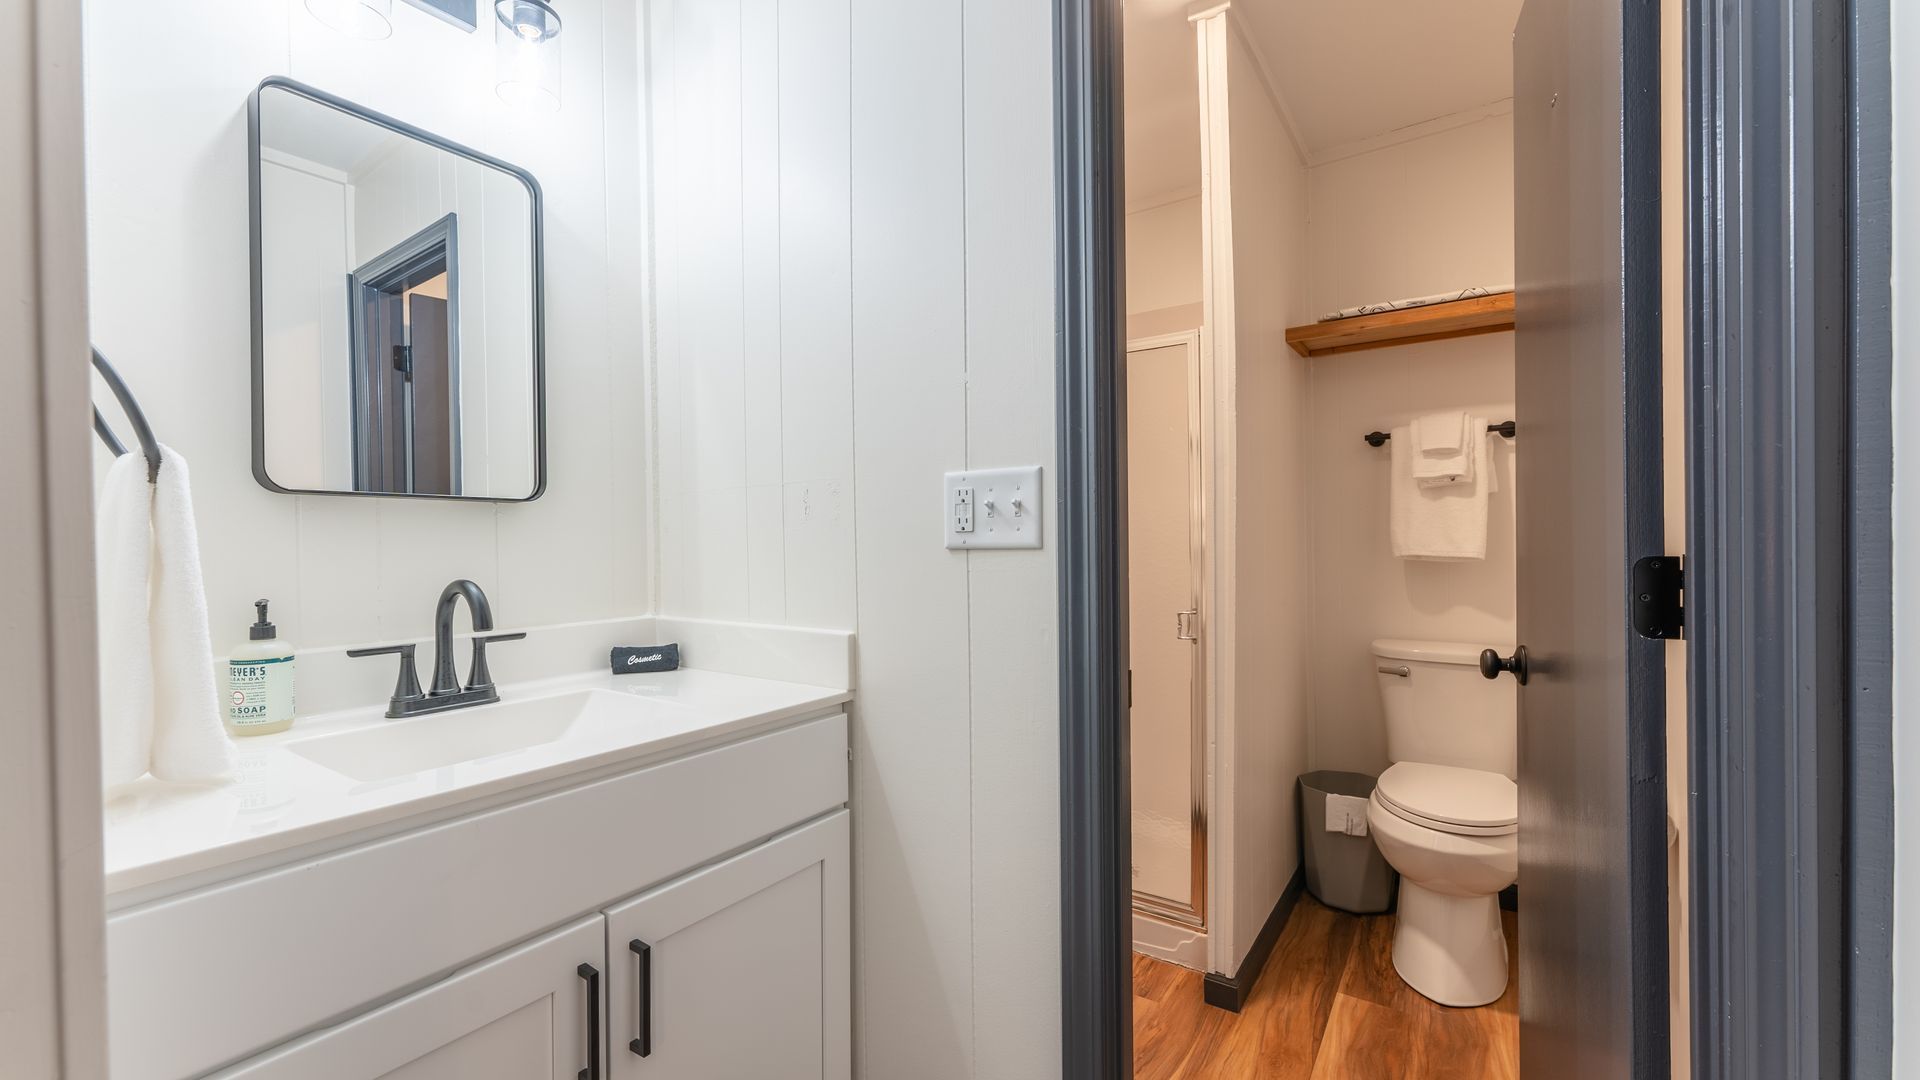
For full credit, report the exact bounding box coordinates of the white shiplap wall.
[646,0,1061,1073]
[82,0,650,647]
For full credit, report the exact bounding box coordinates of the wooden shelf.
[1285,293,1515,358]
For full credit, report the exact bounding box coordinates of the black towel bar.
[1364,420,1515,448]
[91,348,162,483]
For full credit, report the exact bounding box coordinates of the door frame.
[1683,0,1894,1075]
[1,0,110,1074]
[1122,330,1212,938]
[1057,0,1898,1077]
[1054,0,1131,1072]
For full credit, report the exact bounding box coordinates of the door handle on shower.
[1176,610,1198,641]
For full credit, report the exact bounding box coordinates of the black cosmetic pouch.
[611,643,680,674]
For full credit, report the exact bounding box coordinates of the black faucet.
[348,579,526,719]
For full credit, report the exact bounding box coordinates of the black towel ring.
[91,348,162,483]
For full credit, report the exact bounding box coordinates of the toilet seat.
[1376,762,1517,837]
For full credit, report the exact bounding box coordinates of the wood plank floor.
[1133,896,1518,1079]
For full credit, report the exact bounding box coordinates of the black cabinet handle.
[577,962,601,1080]
[629,939,653,1057]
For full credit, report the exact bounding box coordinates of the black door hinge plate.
[1632,556,1684,640]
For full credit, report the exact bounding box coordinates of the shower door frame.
[1124,330,1212,935]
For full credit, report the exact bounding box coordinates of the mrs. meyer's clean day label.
[226,599,297,736]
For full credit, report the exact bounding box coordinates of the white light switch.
[944,466,1042,550]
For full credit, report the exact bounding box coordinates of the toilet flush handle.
[1480,646,1530,685]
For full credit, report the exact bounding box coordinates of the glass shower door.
[1126,336,1205,928]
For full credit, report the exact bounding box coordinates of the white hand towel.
[97,446,235,793]
[1411,411,1472,485]
[1390,416,1493,560]
[1325,793,1371,836]
[97,452,157,790]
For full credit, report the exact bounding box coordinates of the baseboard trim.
[1201,863,1306,1013]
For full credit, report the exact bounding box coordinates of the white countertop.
[103,668,851,898]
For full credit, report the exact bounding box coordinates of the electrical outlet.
[944,466,1042,550]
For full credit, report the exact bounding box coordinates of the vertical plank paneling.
[848,0,975,1075]
[604,0,653,615]
[959,0,1061,1075]
[741,0,787,621]
[777,0,857,628]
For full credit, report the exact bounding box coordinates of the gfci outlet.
[944,466,1042,550]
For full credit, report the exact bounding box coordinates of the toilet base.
[1390,880,1509,1007]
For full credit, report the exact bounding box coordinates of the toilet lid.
[1376,762,1518,835]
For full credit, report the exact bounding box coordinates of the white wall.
[1127,194,1204,338]
[258,157,354,489]
[645,0,1060,1075]
[1892,0,1917,1067]
[1301,113,1518,777]
[1196,7,1314,972]
[83,0,649,648]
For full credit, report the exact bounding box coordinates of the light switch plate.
[944,466,1042,550]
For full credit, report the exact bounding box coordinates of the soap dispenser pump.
[226,599,297,736]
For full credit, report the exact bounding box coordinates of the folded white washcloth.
[98,445,235,793]
[1414,411,1467,454]
[1391,416,1494,560]
[1325,793,1371,836]
[1411,411,1473,485]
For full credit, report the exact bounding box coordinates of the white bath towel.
[1390,417,1494,560]
[97,446,234,791]
[1411,411,1472,485]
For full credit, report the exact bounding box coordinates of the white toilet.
[1366,638,1518,1007]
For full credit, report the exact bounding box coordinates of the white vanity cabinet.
[110,710,851,1080]
[212,812,851,1080]
[604,812,850,1078]
[213,917,604,1079]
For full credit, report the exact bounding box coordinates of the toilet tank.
[1372,638,1517,778]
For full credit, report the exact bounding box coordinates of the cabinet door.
[605,811,850,1080]
[214,916,604,1080]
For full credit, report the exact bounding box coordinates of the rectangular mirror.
[249,78,545,501]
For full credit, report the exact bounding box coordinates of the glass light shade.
[495,0,562,111]
[305,0,393,39]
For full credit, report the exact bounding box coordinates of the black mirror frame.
[246,75,548,503]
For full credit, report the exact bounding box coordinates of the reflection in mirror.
[250,78,544,500]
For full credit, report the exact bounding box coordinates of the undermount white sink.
[289,689,650,783]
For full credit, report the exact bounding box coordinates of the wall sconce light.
[494,0,562,112]
[305,0,394,39]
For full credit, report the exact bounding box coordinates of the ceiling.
[1123,0,1525,212]
[1123,0,1205,211]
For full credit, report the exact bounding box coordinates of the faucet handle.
[347,643,425,716]
[467,632,527,692]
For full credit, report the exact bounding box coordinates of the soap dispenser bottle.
[227,599,296,736]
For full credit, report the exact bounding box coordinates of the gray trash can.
[1298,770,1398,914]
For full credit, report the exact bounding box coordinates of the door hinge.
[1631,555,1683,640]
[392,344,414,379]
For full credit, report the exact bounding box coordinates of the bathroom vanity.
[103,667,852,1080]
